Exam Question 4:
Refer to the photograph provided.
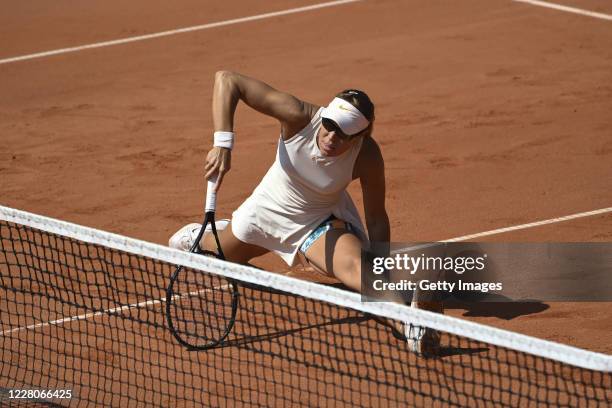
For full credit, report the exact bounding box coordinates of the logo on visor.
[339,104,352,111]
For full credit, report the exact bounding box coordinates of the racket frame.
[165,180,239,350]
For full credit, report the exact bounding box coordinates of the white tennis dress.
[232,108,367,266]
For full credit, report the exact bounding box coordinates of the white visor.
[320,97,369,136]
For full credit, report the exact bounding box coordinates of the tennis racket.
[165,177,239,350]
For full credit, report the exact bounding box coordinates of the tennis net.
[0,205,610,407]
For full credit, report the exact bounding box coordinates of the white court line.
[512,0,612,21]
[392,206,612,254]
[0,284,229,336]
[0,0,362,66]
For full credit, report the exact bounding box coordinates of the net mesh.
[1,207,610,407]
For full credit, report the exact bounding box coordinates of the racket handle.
[205,175,217,212]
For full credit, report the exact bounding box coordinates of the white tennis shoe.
[405,323,441,357]
[405,300,443,357]
[168,220,230,252]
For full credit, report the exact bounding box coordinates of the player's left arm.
[355,136,390,257]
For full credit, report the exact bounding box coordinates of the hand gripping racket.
[165,177,239,350]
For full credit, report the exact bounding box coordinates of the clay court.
[1,0,611,405]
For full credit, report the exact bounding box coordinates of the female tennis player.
[169,71,441,354]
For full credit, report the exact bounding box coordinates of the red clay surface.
[1,0,611,360]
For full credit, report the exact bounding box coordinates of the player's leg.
[302,218,443,356]
[301,221,407,302]
[201,224,268,264]
[302,224,364,292]
[169,221,268,264]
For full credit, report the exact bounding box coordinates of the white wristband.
[214,131,234,150]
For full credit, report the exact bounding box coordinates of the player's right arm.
[213,70,314,136]
[206,71,316,188]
